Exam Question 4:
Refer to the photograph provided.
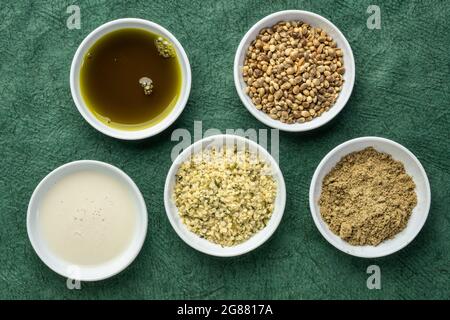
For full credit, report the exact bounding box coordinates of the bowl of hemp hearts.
[234,10,355,132]
[309,137,431,258]
[164,134,286,257]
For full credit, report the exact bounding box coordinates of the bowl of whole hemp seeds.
[234,10,355,131]
[309,137,431,258]
[164,134,286,257]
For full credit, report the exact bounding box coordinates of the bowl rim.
[163,133,287,257]
[26,160,148,281]
[233,9,355,132]
[70,18,192,140]
[309,136,431,258]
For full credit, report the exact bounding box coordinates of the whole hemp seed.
[319,147,417,246]
[242,21,345,124]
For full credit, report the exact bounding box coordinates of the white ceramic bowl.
[309,137,431,258]
[234,10,355,132]
[164,134,286,257]
[70,18,191,140]
[27,160,148,281]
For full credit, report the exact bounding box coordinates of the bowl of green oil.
[70,18,191,140]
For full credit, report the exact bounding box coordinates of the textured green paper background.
[0,0,449,299]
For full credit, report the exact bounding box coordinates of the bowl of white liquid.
[27,160,148,281]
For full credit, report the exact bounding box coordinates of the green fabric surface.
[0,0,449,300]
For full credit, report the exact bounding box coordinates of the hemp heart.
[174,146,277,247]
[319,147,417,246]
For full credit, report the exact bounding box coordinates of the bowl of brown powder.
[309,137,431,258]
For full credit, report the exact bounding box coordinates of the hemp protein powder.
[319,147,417,246]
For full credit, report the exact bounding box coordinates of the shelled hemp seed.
[319,147,417,246]
[174,146,277,247]
[242,21,345,123]
[139,76,153,95]
[155,36,176,58]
